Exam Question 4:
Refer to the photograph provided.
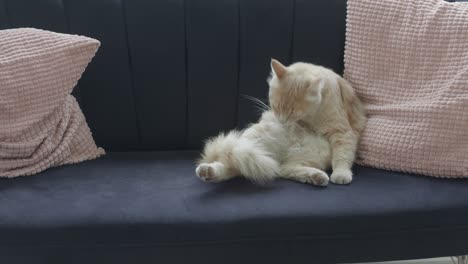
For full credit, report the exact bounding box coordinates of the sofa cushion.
[1,152,468,263]
[0,28,104,178]
[344,0,468,177]
[0,0,348,151]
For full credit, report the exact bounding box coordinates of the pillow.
[344,0,468,177]
[0,28,105,178]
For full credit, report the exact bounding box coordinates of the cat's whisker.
[243,95,271,111]
[252,97,270,110]
[250,101,268,112]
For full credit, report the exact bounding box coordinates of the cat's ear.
[271,58,287,78]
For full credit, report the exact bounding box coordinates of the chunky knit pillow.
[0,28,105,178]
[344,0,468,177]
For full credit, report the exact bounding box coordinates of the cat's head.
[267,59,323,123]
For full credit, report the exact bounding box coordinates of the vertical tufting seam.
[183,0,190,148]
[4,0,11,28]
[61,0,71,33]
[120,0,142,149]
[233,0,241,129]
[61,0,84,108]
[288,0,296,64]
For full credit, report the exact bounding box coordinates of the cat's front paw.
[196,163,216,182]
[331,169,353,185]
[308,170,329,186]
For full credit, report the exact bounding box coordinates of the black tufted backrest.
[0,0,347,151]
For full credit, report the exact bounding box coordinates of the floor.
[357,257,453,264]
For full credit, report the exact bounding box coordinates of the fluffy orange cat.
[196,59,366,186]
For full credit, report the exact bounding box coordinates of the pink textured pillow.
[0,28,105,178]
[344,0,468,178]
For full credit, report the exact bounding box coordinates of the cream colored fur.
[196,59,366,186]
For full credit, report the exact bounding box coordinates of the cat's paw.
[330,169,353,185]
[312,171,330,186]
[308,169,329,186]
[196,163,229,182]
[196,163,216,182]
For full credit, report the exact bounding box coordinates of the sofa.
[1,0,467,263]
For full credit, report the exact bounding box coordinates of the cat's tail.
[337,77,367,134]
[199,131,279,184]
[232,137,280,184]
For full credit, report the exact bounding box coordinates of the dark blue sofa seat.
[1,152,468,264]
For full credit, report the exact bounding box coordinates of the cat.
[195,59,366,186]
